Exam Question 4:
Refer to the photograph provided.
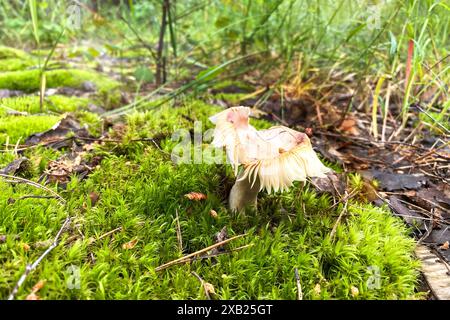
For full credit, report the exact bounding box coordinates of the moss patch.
[0,100,420,300]
[0,46,36,72]
[0,95,89,115]
[0,69,120,93]
[0,46,30,60]
[0,115,61,145]
[0,58,36,72]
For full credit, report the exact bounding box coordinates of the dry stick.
[10,195,59,202]
[191,271,211,300]
[418,214,434,245]
[182,244,254,263]
[155,234,247,272]
[295,268,303,300]
[8,217,71,300]
[175,209,183,252]
[154,244,254,271]
[414,141,450,163]
[0,174,65,204]
[330,193,349,240]
[88,227,123,245]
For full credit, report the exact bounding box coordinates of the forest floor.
[0,44,449,300]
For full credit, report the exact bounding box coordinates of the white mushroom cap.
[209,106,331,193]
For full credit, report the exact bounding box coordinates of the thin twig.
[184,244,254,263]
[191,272,211,300]
[295,268,303,300]
[330,193,349,240]
[88,227,123,245]
[152,244,254,270]
[0,174,65,204]
[9,195,59,202]
[8,217,71,300]
[155,234,248,271]
[175,209,183,252]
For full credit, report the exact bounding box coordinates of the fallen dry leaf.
[22,243,30,251]
[122,239,138,250]
[26,293,40,300]
[204,282,216,296]
[0,157,31,175]
[440,241,449,250]
[209,210,218,219]
[350,286,359,297]
[89,192,100,206]
[313,283,321,295]
[184,192,207,201]
[338,118,359,136]
[31,280,46,293]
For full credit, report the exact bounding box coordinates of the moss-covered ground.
[0,46,421,300]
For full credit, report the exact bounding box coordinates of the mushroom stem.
[229,170,261,212]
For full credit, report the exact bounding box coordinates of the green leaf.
[345,24,365,43]
[195,66,225,82]
[28,0,40,45]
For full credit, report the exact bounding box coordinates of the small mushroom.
[209,106,331,212]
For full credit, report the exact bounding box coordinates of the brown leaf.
[31,280,46,293]
[313,283,321,295]
[122,239,138,250]
[23,243,30,251]
[215,226,228,244]
[25,115,88,148]
[184,192,207,201]
[89,192,100,206]
[338,118,359,136]
[204,282,216,296]
[0,157,32,176]
[440,241,449,250]
[26,293,40,300]
[209,210,218,219]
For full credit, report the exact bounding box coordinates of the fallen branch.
[8,217,71,300]
[155,234,247,272]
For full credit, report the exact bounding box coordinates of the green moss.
[0,69,120,93]
[0,99,420,300]
[216,93,249,105]
[0,58,36,72]
[0,46,35,72]
[211,80,255,92]
[0,46,29,60]
[0,95,89,114]
[0,115,61,145]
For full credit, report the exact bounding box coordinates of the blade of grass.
[28,0,39,45]
[371,75,386,140]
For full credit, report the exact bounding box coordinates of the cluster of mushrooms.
[209,106,331,212]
